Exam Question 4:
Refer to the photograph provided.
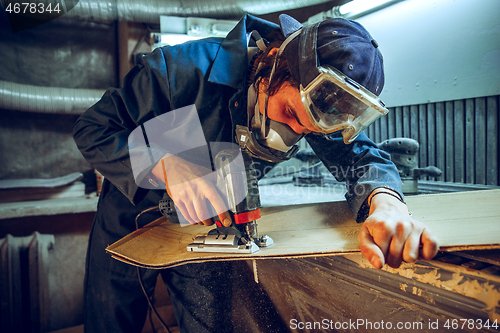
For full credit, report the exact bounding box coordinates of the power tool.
[160,148,273,254]
[378,138,442,194]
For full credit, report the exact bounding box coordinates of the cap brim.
[278,14,303,38]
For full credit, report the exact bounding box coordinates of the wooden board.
[0,172,83,189]
[0,172,85,203]
[106,189,500,269]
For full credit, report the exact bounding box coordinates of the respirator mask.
[236,30,304,163]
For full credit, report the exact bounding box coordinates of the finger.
[367,223,392,261]
[204,186,232,227]
[193,198,213,226]
[183,201,200,225]
[387,223,412,268]
[420,228,440,260]
[402,229,422,263]
[358,224,385,269]
[200,219,214,226]
[197,221,214,226]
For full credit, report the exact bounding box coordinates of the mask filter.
[236,84,302,163]
[250,98,303,153]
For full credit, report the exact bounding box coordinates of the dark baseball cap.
[279,14,385,96]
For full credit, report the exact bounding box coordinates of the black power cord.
[135,207,172,333]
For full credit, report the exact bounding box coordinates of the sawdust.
[344,253,500,321]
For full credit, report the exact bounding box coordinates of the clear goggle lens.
[301,67,389,143]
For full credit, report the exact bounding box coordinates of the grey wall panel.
[475,98,487,185]
[368,95,500,186]
[486,96,499,186]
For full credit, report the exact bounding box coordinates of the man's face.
[257,82,318,135]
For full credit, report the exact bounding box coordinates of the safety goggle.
[300,65,389,143]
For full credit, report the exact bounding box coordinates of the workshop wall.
[357,0,500,108]
[0,17,116,332]
[0,19,117,182]
[367,95,500,186]
[357,0,500,186]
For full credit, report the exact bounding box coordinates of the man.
[74,13,438,333]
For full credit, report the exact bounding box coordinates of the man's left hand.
[358,190,439,269]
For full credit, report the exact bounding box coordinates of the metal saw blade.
[186,234,259,254]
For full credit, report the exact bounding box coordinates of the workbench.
[251,252,500,333]
[109,189,500,332]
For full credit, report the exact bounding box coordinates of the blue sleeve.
[73,48,173,204]
[306,131,403,223]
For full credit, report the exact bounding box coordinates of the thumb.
[218,211,233,227]
[204,185,232,227]
[358,224,386,269]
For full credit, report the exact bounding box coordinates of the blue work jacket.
[73,14,403,224]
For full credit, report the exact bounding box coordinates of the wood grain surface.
[106,189,500,269]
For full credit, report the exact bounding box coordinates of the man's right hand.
[151,154,232,227]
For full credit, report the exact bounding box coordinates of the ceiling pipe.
[63,0,334,23]
[2,0,334,115]
[0,81,105,115]
[332,0,403,20]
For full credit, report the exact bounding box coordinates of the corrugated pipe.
[64,0,333,23]
[3,0,332,115]
[0,81,105,115]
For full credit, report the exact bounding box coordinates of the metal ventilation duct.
[64,0,334,23]
[0,81,104,115]
[2,0,333,114]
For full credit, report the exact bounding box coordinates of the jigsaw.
[159,149,273,254]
